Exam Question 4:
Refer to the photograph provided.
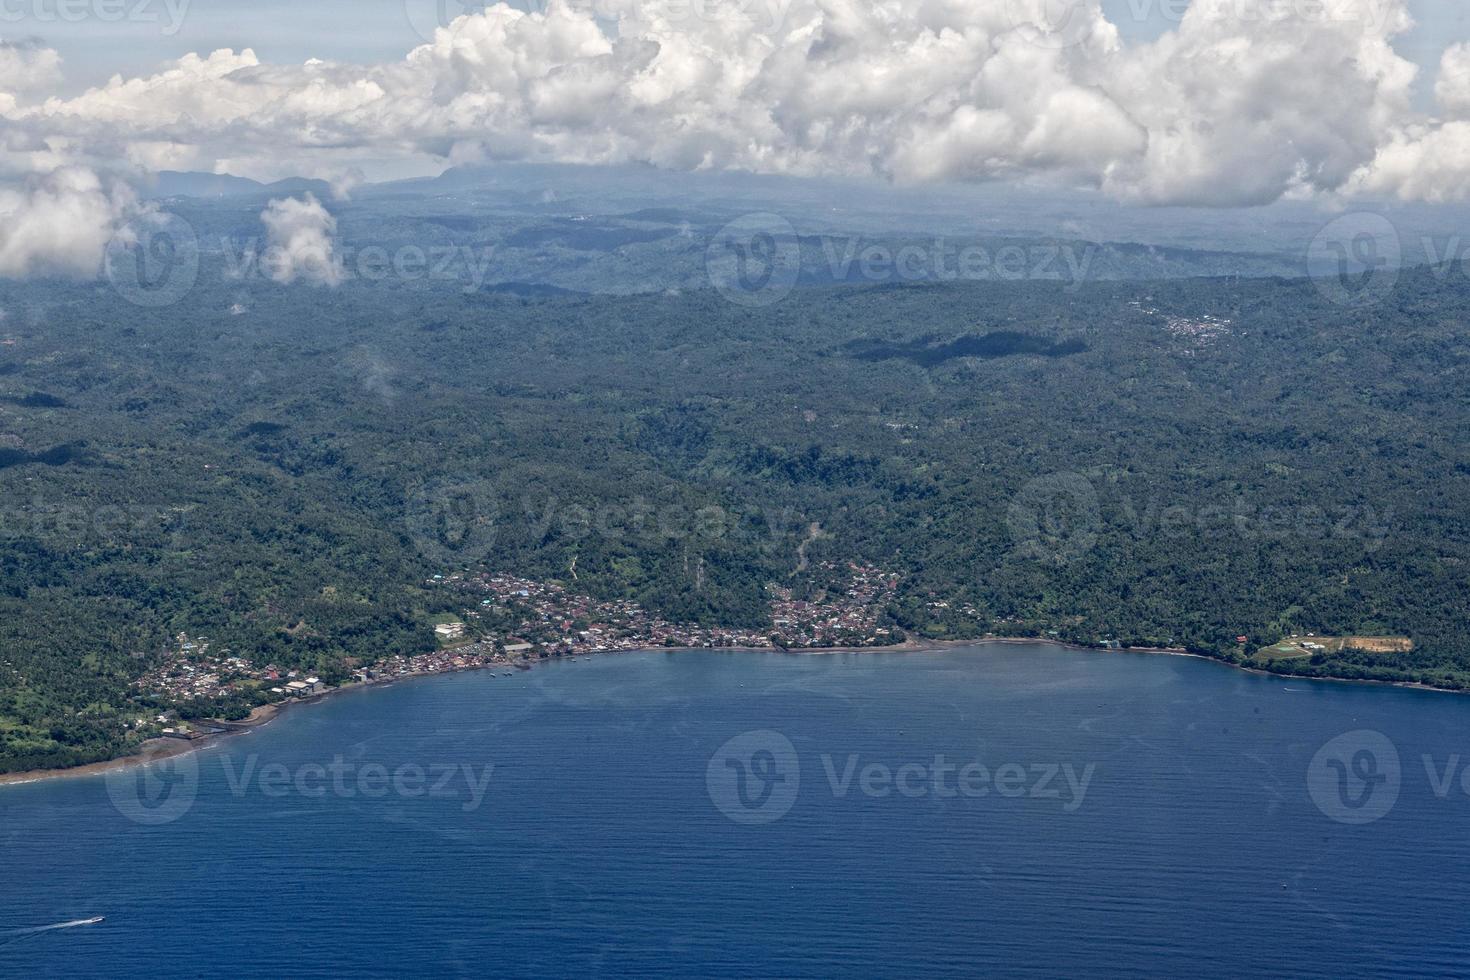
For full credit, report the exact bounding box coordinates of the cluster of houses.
[350,646,525,684]
[1127,299,1234,354]
[427,562,904,655]
[133,635,253,701]
[132,629,524,717]
[129,562,908,718]
[133,634,331,705]
[766,563,901,648]
[430,571,772,652]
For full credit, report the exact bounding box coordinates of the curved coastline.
[1,637,1459,789]
[0,702,283,788]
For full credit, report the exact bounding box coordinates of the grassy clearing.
[1256,635,1413,661]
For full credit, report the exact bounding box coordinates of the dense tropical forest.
[2,242,1469,771]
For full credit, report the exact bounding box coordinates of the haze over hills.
[3,197,1470,771]
[149,172,339,203]
[146,165,1470,287]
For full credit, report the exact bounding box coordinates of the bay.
[2,644,1468,978]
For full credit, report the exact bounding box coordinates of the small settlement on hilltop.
[130,562,905,720]
[1128,298,1234,354]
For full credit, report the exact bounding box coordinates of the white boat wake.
[0,918,104,947]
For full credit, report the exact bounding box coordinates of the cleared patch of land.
[1256,635,1413,661]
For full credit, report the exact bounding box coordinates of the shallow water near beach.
[2,644,1469,978]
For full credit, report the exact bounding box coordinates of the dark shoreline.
[1,637,1459,788]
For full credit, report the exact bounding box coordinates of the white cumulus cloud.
[258,193,343,286]
[2,0,1433,206]
[0,38,61,103]
[0,167,137,278]
[4,1,1470,280]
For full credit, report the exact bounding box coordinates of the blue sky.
[7,0,431,89]
[15,0,1470,104]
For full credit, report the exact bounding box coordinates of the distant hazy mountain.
[149,164,1470,278]
[149,171,335,201]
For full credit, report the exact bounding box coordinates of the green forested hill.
[2,263,1469,770]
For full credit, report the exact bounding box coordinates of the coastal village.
[435,561,901,655]
[131,561,905,725]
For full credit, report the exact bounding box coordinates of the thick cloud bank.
[1,1,1469,276]
[0,167,137,278]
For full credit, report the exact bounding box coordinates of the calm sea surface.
[2,644,1468,978]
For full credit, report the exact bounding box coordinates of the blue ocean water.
[2,644,1468,978]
